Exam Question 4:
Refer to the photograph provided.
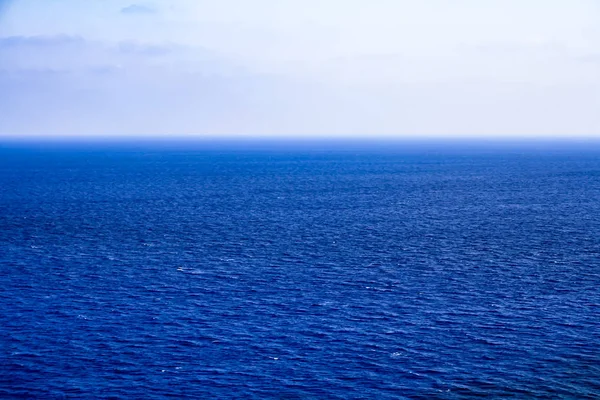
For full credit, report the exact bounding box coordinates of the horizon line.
[2,135,600,153]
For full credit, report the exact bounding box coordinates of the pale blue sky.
[1,0,599,137]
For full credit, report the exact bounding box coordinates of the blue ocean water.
[1,141,599,399]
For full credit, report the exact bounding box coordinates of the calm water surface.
[1,143,599,399]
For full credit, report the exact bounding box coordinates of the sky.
[0,0,599,138]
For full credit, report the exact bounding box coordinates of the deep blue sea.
[1,141,600,399]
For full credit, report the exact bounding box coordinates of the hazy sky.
[1,0,599,137]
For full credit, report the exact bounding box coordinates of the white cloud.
[121,4,156,15]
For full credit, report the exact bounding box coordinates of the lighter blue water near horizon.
[1,143,599,399]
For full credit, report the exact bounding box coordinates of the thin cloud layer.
[0,0,599,137]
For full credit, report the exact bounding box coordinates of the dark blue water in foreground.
[1,142,600,399]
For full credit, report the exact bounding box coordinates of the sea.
[1,140,599,399]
